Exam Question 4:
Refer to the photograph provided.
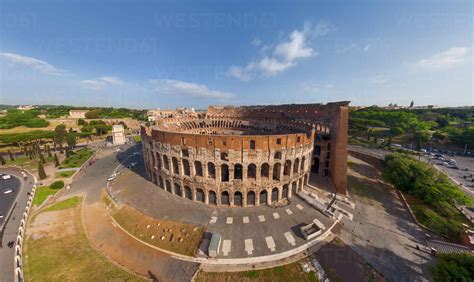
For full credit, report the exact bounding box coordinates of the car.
[115,148,121,152]
[2,174,11,180]
[3,189,13,194]
[421,149,427,153]
[0,214,4,219]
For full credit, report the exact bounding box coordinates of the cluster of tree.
[0,109,49,129]
[84,107,147,120]
[79,120,112,135]
[383,153,469,206]
[0,130,55,145]
[430,253,474,281]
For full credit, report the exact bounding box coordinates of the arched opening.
[293,158,300,174]
[207,162,216,179]
[247,164,256,180]
[314,145,321,155]
[261,163,270,179]
[284,160,291,176]
[234,191,243,207]
[184,186,192,200]
[208,190,217,205]
[220,152,228,161]
[273,163,281,181]
[196,188,205,203]
[183,159,190,176]
[165,179,171,192]
[172,157,179,175]
[292,182,297,195]
[247,191,255,206]
[221,191,230,206]
[221,164,229,182]
[271,187,279,203]
[174,183,182,196]
[163,155,169,170]
[194,161,203,176]
[282,184,289,199]
[156,153,161,169]
[234,164,243,180]
[274,151,282,160]
[259,190,268,205]
[301,156,306,171]
[311,157,320,174]
[158,176,164,189]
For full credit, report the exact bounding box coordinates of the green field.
[33,184,63,206]
[59,148,94,168]
[56,170,76,178]
[45,197,81,212]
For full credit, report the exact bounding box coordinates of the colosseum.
[141,102,349,207]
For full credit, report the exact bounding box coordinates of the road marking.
[265,236,276,252]
[296,204,304,210]
[258,215,265,222]
[273,212,280,219]
[222,240,231,256]
[226,217,233,224]
[284,232,296,246]
[243,216,249,224]
[285,208,293,215]
[244,239,254,255]
[209,216,217,224]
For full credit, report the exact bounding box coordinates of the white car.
[2,175,11,180]
[3,189,13,194]
[0,214,4,219]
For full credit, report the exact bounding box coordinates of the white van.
[2,175,11,180]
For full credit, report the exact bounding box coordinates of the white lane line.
[265,236,276,252]
[285,208,293,215]
[222,240,231,256]
[273,212,280,219]
[296,204,303,210]
[209,216,217,224]
[226,217,233,224]
[284,232,296,246]
[258,215,265,222]
[243,216,249,224]
[244,239,254,255]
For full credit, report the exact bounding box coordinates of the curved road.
[0,168,35,282]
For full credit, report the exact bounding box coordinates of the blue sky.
[0,0,472,109]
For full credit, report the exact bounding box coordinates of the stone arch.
[221,191,230,206]
[158,176,164,189]
[184,186,192,200]
[234,164,243,180]
[221,164,229,182]
[284,160,291,176]
[174,183,182,196]
[234,191,243,207]
[274,151,282,160]
[271,187,279,203]
[292,181,297,195]
[208,190,217,205]
[156,153,162,169]
[172,157,179,175]
[163,155,170,170]
[259,190,268,205]
[247,191,255,206]
[301,156,306,171]
[196,188,205,203]
[273,163,281,180]
[195,161,203,176]
[165,179,171,192]
[311,157,320,174]
[207,162,216,179]
[183,159,191,176]
[261,163,270,178]
[282,184,289,199]
[293,158,300,174]
[247,163,257,180]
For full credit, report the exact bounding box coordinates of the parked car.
[2,175,11,180]
[3,189,13,194]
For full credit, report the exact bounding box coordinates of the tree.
[0,155,5,165]
[410,100,414,108]
[7,150,14,161]
[54,124,67,148]
[85,109,101,119]
[66,149,71,158]
[53,153,60,167]
[431,253,474,281]
[390,127,405,136]
[39,153,45,164]
[46,145,52,157]
[38,161,47,180]
[77,118,87,126]
[66,132,77,149]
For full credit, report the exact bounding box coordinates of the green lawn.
[59,148,94,169]
[33,185,62,206]
[45,197,80,212]
[55,170,76,178]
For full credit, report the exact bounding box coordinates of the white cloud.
[414,47,471,70]
[1,52,62,75]
[228,21,330,81]
[80,76,123,90]
[149,79,234,99]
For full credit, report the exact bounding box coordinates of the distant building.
[146,107,198,122]
[410,105,437,110]
[69,109,89,118]
[112,124,126,145]
[17,105,36,111]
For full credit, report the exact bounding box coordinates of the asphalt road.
[0,175,21,226]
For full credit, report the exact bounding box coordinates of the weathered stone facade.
[141,102,349,207]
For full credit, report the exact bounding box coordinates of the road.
[0,175,21,226]
[0,168,34,282]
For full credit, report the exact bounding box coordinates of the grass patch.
[133,135,141,143]
[111,205,204,256]
[56,170,76,178]
[6,156,38,170]
[33,186,60,206]
[23,198,143,281]
[45,197,80,212]
[59,148,93,169]
[196,259,319,282]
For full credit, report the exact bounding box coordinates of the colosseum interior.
[141,102,349,207]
